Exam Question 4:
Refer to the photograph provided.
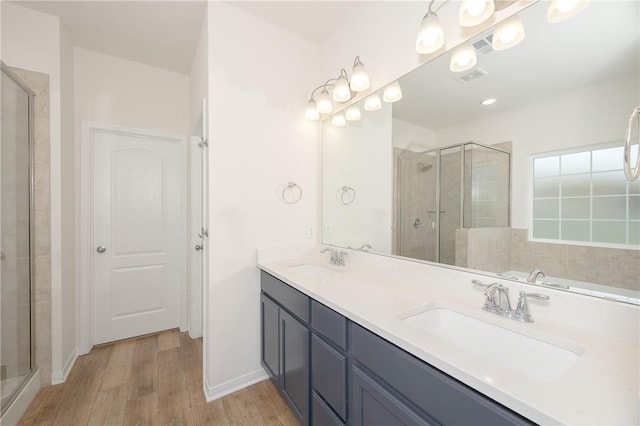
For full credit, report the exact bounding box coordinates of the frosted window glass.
[592,147,623,172]
[561,173,590,196]
[561,198,590,219]
[561,221,590,242]
[534,177,559,197]
[592,171,627,195]
[592,221,626,244]
[561,152,590,175]
[534,156,559,177]
[630,196,639,220]
[593,196,626,220]
[533,220,559,239]
[629,222,640,245]
[534,199,559,219]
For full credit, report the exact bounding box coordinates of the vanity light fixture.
[459,0,495,27]
[383,81,403,103]
[364,94,382,111]
[450,43,477,72]
[481,98,496,105]
[331,114,346,127]
[547,0,590,23]
[345,106,362,121]
[304,56,371,120]
[492,15,525,51]
[415,4,445,54]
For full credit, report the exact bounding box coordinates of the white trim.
[51,347,78,384]
[203,368,269,402]
[80,121,189,353]
[0,370,40,426]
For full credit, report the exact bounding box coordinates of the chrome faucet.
[320,247,347,266]
[473,279,549,323]
[358,243,372,252]
[527,268,546,283]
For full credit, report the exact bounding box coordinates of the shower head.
[417,162,433,172]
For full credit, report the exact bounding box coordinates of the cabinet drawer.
[312,300,348,350]
[313,392,346,426]
[352,324,533,426]
[312,335,347,421]
[261,271,310,323]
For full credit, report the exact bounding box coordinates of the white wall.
[323,103,393,252]
[436,74,639,229]
[59,22,76,381]
[393,118,437,151]
[1,1,64,384]
[205,2,321,398]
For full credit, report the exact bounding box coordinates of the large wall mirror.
[322,0,640,304]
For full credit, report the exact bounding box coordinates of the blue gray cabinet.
[260,270,534,426]
[261,272,310,425]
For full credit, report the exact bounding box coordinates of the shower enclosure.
[395,142,511,265]
[1,63,36,415]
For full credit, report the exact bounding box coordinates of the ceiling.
[392,1,640,131]
[12,0,207,74]
[12,1,362,74]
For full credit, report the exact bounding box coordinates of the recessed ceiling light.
[481,98,496,105]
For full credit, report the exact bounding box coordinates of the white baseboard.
[0,370,40,426]
[203,368,268,402]
[51,347,78,385]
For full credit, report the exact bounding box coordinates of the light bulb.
[383,81,402,103]
[481,98,496,105]
[345,106,361,121]
[450,44,477,72]
[333,75,351,102]
[316,90,333,114]
[547,0,590,23]
[459,0,495,27]
[364,94,382,111]
[331,114,346,127]
[415,12,444,54]
[350,61,370,92]
[304,99,320,120]
[492,15,525,51]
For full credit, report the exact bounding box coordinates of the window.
[532,144,639,247]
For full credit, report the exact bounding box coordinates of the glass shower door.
[1,65,34,413]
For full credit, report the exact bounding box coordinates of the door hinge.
[198,228,209,239]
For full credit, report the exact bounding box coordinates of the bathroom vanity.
[258,248,639,425]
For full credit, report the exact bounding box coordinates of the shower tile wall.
[7,67,52,386]
[439,148,462,266]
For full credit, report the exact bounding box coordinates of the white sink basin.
[287,264,337,280]
[401,306,582,382]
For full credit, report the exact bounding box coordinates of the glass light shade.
[547,0,590,23]
[415,12,444,54]
[383,81,403,103]
[331,114,346,127]
[450,44,477,72]
[459,0,495,27]
[492,15,525,51]
[345,106,361,121]
[304,99,320,120]
[333,75,351,102]
[364,94,382,111]
[350,62,370,92]
[316,90,333,114]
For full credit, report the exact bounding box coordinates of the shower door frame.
[0,61,37,416]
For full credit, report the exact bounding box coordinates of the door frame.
[79,121,188,354]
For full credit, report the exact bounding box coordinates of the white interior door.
[92,128,186,345]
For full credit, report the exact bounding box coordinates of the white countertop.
[258,247,640,425]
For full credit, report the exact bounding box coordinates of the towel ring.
[624,106,640,182]
[282,182,302,204]
[340,186,356,205]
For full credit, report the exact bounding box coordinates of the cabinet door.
[261,294,280,382]
[352,367,436,426]
[281,309,310,425]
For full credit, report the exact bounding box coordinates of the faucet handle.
[515,291,550,322]
[519,291,550,301]
[471,279,490,287]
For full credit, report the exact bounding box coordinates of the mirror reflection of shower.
[394,142,511,265]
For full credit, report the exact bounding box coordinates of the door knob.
[195,245,203,251]
[96,246,107,254]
